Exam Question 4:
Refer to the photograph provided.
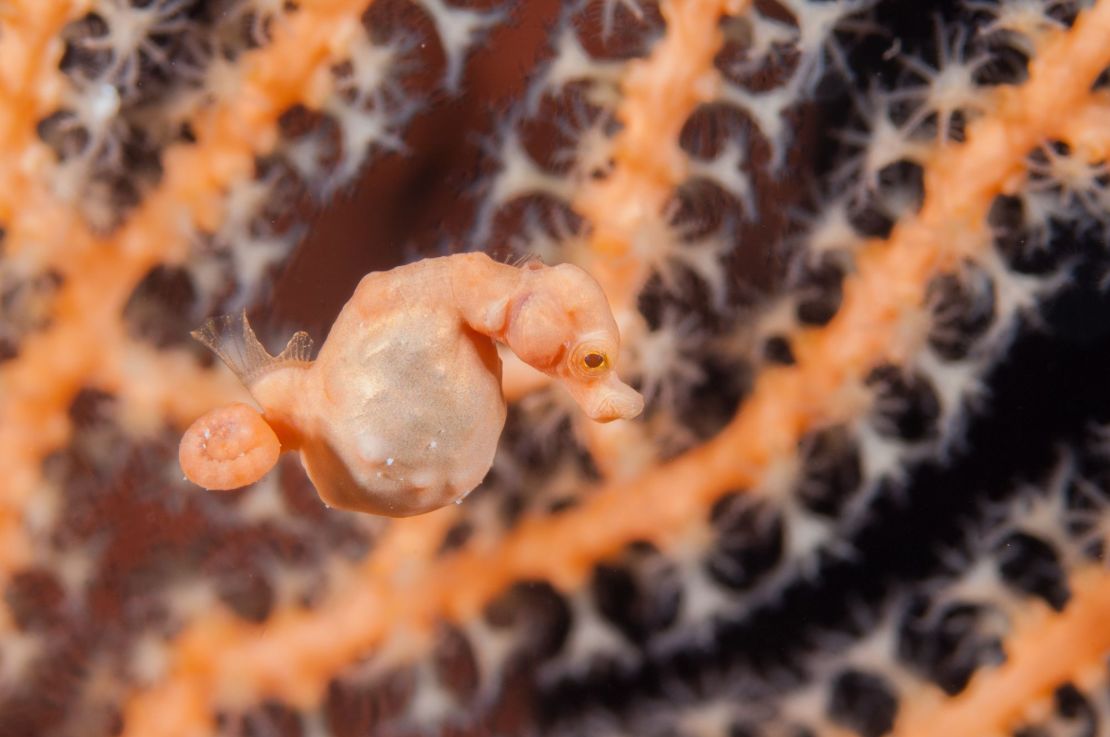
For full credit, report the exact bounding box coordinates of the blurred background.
[2,0,1110,736]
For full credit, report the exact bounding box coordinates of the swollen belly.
[301,329,507,516]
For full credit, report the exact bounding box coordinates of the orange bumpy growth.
[893,567,1110,737]
[1,0,1109,736]
[113,3,1110,737]
[0,0,378,588]
[571,0,746,477]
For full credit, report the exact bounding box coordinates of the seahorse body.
[179,253,643,516]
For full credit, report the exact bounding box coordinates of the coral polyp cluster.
[1,1,1110,736]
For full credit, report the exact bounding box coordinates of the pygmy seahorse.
[178,253,643,516]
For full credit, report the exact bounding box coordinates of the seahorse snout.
[565,374,644,422]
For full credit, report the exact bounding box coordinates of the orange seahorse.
[178,253,643,516]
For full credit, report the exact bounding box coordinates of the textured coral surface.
[2,1,1110,736]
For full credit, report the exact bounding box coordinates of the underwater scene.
[2,0,1110,736]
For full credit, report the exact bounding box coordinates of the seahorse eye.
[569,341,613,379]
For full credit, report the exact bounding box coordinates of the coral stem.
[893,567,1110,737]
[111,3,1110,730]
[0,0,380,628]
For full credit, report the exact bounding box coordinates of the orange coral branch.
[1058,94,1110,161]
[891,567,1110,737]
[0,0,86,227]
[575,0,744,301]
[98,340,246,435]
[111,4,1110,730]
[575,0,744,309]
[121,509,458,734]
[568,0,745,476]
[0,0,379,614]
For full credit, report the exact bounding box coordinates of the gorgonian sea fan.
[1,1,1109,737]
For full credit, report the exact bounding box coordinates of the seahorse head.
[506,262,644,422]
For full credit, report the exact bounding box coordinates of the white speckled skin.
[246,253,642,516]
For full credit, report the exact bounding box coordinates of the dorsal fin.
[192,311,314,386]
[277,328,314,364]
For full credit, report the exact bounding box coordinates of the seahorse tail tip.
[179,402,281,491]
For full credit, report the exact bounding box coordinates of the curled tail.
[192,311,314,387]
[180,403,281,490]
